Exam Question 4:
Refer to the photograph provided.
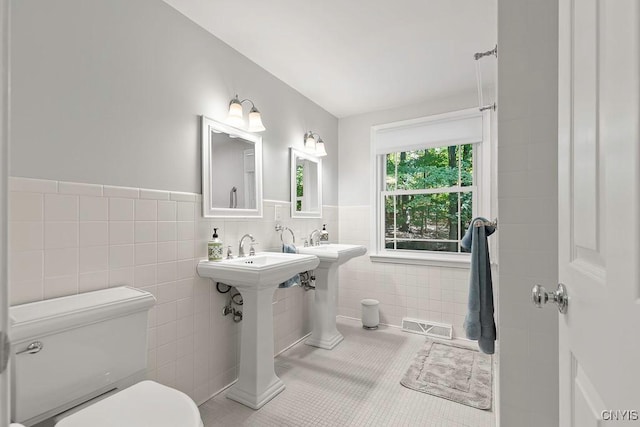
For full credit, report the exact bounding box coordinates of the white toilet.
[8,286,204,427]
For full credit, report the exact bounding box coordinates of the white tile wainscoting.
[7,176,338,405]
[338,205,474,339]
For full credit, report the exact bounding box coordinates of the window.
[371,108,492,265]
[295,163,304,211]
[384,145,474,253]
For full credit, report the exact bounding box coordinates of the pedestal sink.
[297,244,367,349]
[197,252,319,409]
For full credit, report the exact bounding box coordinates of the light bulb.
[316,139,327,156]
[305,132,316,151]
[226,96,245,127]
[248,107,266,132]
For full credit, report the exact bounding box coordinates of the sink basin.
[298,243,367,267]
[197,252,319,289]
[297,243,367,350]
[197,252,319,410]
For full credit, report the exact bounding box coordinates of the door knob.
[532,283,568,314]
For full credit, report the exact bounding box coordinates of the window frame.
[381,146,478,253]
[370,108,493,268]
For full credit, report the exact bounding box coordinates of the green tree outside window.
[384,144,474,253]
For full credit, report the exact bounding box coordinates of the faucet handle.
[249,242,258,256]
[303,238,309,247]
[226,246,233,259]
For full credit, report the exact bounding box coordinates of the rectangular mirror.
[202,116,263,217]
[290,147,322,218]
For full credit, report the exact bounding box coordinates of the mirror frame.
[201,116,263,218]
[290,147,322,219]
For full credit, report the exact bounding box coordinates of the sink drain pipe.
[216,282,243,322]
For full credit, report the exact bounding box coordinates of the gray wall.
[497,0,559,425]
[10,0,338,204]
[0,0,9,422]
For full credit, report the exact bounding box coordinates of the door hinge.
[0,331,9,374]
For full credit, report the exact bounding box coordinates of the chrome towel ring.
[275,225,296,244]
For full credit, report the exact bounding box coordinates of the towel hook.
[474,218,498,228]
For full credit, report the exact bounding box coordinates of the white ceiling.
[164,0,497,118]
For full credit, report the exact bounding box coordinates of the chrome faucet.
[309,229,322,246]
[238,234,256,257]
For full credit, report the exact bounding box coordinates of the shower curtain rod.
[474,44,498,112]
[474,45,497,60]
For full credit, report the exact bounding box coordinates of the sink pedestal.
[196,252,319,410]
[305,264,343,349]
[227,285,284,409]
[298,244,367,350]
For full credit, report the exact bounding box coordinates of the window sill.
[369,252,471,269]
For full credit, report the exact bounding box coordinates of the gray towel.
[279,243,301,288]
[461,217,496,355]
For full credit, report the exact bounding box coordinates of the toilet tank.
[9,287,156,426]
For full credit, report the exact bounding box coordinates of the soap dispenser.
[320,224,329,243]
[208,228,223,262]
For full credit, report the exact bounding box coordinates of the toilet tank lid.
[10,287,156,342]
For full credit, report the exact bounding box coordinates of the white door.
[556,0,640,425]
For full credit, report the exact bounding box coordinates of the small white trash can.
[361,299,379,330]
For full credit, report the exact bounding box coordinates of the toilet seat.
[55,381,203,427]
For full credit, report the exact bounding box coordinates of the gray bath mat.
[400,339,492,410]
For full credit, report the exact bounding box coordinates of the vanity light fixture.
[303,131,328,157]
[226,94,266,132]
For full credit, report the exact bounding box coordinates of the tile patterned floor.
[199,318,495,427]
